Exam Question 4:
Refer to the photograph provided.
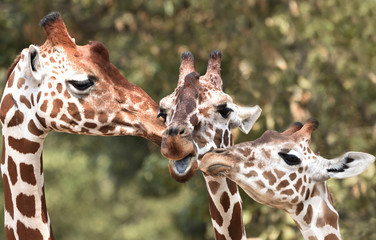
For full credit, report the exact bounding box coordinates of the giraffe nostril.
[179,128,186,135]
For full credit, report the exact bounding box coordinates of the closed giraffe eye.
[67,75,96,96]
[278,152,301,166]
[68,79,94,91]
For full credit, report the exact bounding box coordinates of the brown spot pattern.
[316,200,338,229]
[5,226,16,240]
[17,220,43,240]
[50,99,63,118]
[324,234,340,240]
[226,178,238,195]
[68,102,81,121]
[208,180,220,195]
[208,194,223,226]
[28,120,44,136]
[223,130,229,146]
[294,178,303,192]
[8,156,18,185]
[7,110,24,127]
[281,189,294,195]
[214,128,223,148]
[245,170,258,178]
[214,228,226,240]
[220,191,230,212]
[0,94,14,123]
[296,202,304,216]
[20,96,32,109]
[274,169,285,178]
[263,171,277,185]
[20,163,37,185]
[276,180,289,191]
[17,77,25,89]
[8,136,40,155]
[228,202,244,240]
[303,204,313,224]
[84,122,97,129]
[40,100,48,112]
[16,193,36,217]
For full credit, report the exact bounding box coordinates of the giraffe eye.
[68,79,94,91]
[216,105,233,118]
[278,152,301,166]
[157,108,167,122]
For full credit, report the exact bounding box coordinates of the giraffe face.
[1,13,164,143]
[159,51,261,182]
[200,119,375,209]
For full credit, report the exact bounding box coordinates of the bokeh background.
[0,0,375,239]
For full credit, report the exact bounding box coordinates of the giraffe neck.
[201,130,246,240]
[288,183,341,240]
[1,128,52,240]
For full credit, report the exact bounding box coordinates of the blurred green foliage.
[0,0,375,239]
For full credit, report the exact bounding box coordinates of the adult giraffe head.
[159,50,261,183]
[200,119,375,240]
[0,12,165,240]
[1,12,165,144]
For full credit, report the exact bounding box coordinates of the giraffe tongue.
[173,155,192,174]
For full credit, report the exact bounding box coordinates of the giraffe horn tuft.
[204,50,223,88]
[178,51,195,86]
[297,118,319,137]
[40,12,77,49]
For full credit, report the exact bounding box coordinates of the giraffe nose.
[164,125,189,137]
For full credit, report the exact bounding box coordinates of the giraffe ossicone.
[159,50,261,240]
[0,12,165,240]
[200,119,375,240]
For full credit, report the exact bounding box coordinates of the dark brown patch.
[16,193,36,217]
[305,189,311,200]
[50,99,63,118]
[220,191,230,212]
[263,171,277,185]
[208,194,223,226]
[294,178,303,192]
[281,189,294,195]
[189,114,198,126]
[28,120,44,136]
[303,204,313,224]
[64,89,71,99]
[35,113,47,129]
[238,147,251,157]
[291,196,299,204]
[37,91,42,103]
[245,170,258,178]
[308,236,318,240]
[30,93,35,106]
[7,110,24,127]
[5,226,16,240]
[20,96,32,109]
[296,202,304,216]
[56,83,63,93]
[316,200,338,229]
[274,169,285,178]
[7,70,16,89]
[84,122,97,129]
[8,136,40,154]
[0,94,15,123]
[228,202,244,240]
[298,167,303,173]
[17,77,26,89]
[98,125,115,134]
[17,220,43,240]
[226,178,238,195]
[40,100,48,112]
[324,234,340,240]
[8,156,17,185]
[3,174,14,219]
[208,181,220,195]
[214,128,223,148]
[276,180,289,191]
[41,185,48,223]
[98,112,108,123]
[214,228,226,240]
[1,136,5,165]
[68,102,81,121]
[300,186,306,196]
[311,185,320,198]
[20,163,37,185]
[223,130,229,146]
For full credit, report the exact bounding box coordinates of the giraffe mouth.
[170,154,194,174]
[168,154,198,183]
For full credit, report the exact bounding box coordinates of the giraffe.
[200,119,375,240]
[158,50,262,240]
[0,12,165,240]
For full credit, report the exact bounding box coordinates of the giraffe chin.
[168,154,198,183]
[199,152,233,179]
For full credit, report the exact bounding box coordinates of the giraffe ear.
[316,152,375,182]
[237,105,262,134]
[28,45,45,82]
